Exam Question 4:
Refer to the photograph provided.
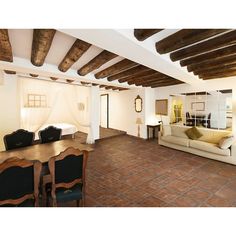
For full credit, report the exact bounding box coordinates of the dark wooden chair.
[3,129,35,151]
[202,113,211,128]
[0,157,42,207]
[46,147,88,207]
[186,112,194,126]
[38,126,62,144]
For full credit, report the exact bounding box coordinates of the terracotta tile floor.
[62,135,236,207]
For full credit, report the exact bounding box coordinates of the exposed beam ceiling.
[0,29,13,62]
[118,70,158,83]
[180,44,236,67]
[31,29,56,66]
[107,65,151,81]
[0,57,132,89]
[58,39,91,72]
[77,50,117,76]
[4,70,16,74]
[134,29,163,41]
[170,30,236,61]
[156,29,228,54]
[58,29,197,84]
[95,59,138,79]
[187,54,236,72]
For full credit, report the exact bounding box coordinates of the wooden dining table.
[0,139,94,164]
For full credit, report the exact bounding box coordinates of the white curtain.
[63,85,94,144]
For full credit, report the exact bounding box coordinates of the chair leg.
[76,200,80,207]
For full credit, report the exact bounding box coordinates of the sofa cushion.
[198,129,231,144]
[190,140,230,156]
[161,135,189,147]
[171,125,189,138]
[218,136,235,149]
[185,127,203,140]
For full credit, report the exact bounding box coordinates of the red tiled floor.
[60,135,236,207]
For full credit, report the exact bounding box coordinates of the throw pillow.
[185,127,203,140]
[218,136,235,149]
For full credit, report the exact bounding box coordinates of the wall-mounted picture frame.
[155,99,168,115]
[191,102,205,111]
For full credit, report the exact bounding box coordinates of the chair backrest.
[38,126,62,144]
[0,157,42,206]
[208,113,211,119]
[186,112,190,118]
[48,147,88,202]
[4,129,35,151]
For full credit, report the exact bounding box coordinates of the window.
[27,94,47,107]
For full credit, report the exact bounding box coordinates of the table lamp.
[136,117,143,137]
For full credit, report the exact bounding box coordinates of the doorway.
[100,94,109,128]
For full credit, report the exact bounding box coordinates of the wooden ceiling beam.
[50,77,58,81]
[156,29,228,54]
[99,84,106,88]
[58,39,91,72]
[141,78,180,87]
[134,29,163,41]
[78,50,117,76]
[145,80,183,88]
[199,69,236,79]
[66,79,74,83]
[0,29,13,62]
[118,70,158,83]
[128,74,169,85]
[118,88,129,91]
[95,59,138,79]
[193,62,236,75]
[133,76,172,86]
[4,70,16,74]
[108,65,151,81]
[31,29,56,66]
[81,81,91,85]
[105,86,113,90]
[180,44,236,67]
[187,54,236,72]
[170,30,236,61]
[151,81,184,88]
[29,73,38,77]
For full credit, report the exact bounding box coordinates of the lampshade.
[136,117,143,125]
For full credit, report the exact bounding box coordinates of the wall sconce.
[78,102,85,111]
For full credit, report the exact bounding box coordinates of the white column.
[89,86,100,141]
[144,87,156,125]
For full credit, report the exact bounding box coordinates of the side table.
[147,124,161,140]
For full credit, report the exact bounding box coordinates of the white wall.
[153,77,236,135]
[100,87,147,138]
[0,74,20,151]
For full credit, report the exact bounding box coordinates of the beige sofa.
[158,125,236,165]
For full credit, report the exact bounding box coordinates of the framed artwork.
[191,102,205,111]
[155,99,168,115]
